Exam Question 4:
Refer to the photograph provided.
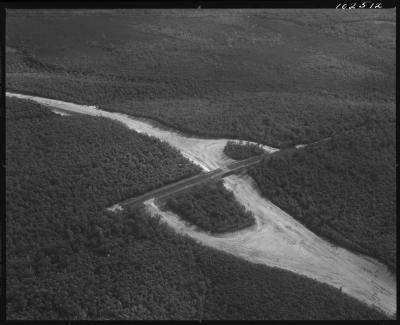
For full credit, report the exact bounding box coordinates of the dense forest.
[6,98,386,320]
[224,140,265,160]
[164,181,255,233]
[6,100,202,206]
[6,9,395,147]
[249,124,396,269]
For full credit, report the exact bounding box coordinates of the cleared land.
[6,9,395,267]
[146,173,396,316]
[6,98,387,320]
[6,9,395,147]
[5,9,396,318]
[6,93,396,316]
[249,125,396,269]
[6,92,278,172]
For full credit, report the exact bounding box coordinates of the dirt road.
[6,92,277,172]
[6,91,396,316]
[145,174,396,315]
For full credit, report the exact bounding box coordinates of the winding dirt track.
[6,92,396,316]
[6,92,276,172]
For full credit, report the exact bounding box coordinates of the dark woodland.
[6,99,386,320]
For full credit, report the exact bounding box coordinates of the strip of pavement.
[111,147,295,210]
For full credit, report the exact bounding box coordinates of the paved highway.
[113,147,296,209]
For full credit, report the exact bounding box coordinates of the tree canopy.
[249,124,396,269]
[6,98,386,320]
[165,181,255,233]
[223,141,265,160]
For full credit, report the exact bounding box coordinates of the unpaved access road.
[6,92,276,172]
[146,175,396,316]
[6,91,396,316]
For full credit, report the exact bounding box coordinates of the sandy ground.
[6,91,396,316]
[146,175,396,315]
[6,92,277,172]
[51,109,71,116]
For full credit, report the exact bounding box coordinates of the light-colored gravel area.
[7,91,396,316]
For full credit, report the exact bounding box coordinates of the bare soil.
[7,91,396,316]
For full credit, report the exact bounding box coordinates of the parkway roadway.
[111,147,296,209]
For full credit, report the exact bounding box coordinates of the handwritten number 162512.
[336,2,383,9]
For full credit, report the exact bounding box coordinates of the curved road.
[6,91,396,316]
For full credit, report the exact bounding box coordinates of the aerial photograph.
[4,5,396,321]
